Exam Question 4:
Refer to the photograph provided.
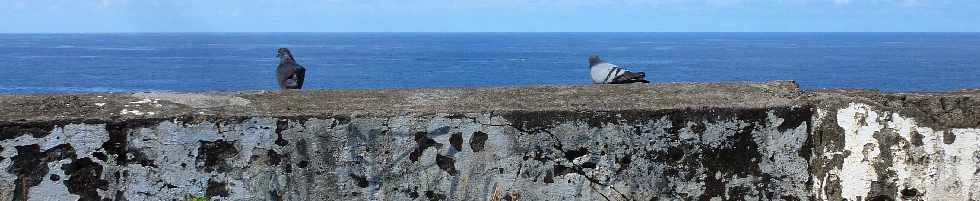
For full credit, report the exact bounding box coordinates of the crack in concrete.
[508,123,633,201]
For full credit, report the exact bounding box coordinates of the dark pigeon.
[589,55,649,84]
[276,48,306,90]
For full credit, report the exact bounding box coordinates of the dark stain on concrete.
[443,114,468,119]
[267,149,284,166]
[868,195,894,201]
[129,149,158,168]
[644,145,686,163]
[701,123,765,200]
[689,121,707,134]
[542,171,555,183]
[500,110,562,131]
[401,187,420,198]
[275,119,290,146]
[196,140,239,172]
[206,178,230,198]
[783,107,815,160]
[0,121,54,141]
[563,147,589,162]
[435,154,457,175]
[332,115,352,126]
[808,106,847,200]
[800,128,816,162]
[349,173,370,188]
[62,157,108,201]
[102,122,129,165]
[910,131,925,146]
[424,190,446,201]
[580,161,596,169]
[868,128,904,199]
[509,108,798,200]
[294,138,316,185]
[115,190,126,201]
[726,186,750,201]
[295,139,311,163]
[0,119,139,143]
[775,107,813,132]
[269,190,284,201]
[552,164,579,177]
[449,132,463,152]
[501,110,667,131]
[943,132,956,144]
[616,154,632,173]
[102,120,161,166]
[502,108,782,135]
[8,144,77,201]
[525,147,551,163]
[469,131,488,152]
[857,94,980,130]
[665,117,685,135]
[174,115,252,128]
[410,132,443,162]
[900,188,920,200]
[92,151,107,162]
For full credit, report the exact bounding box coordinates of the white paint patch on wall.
[943,128,980,200]
[836,103,882,201]
[836,103,980,200]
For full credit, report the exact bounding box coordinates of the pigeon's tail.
[283,71,305,90]
[283,78,300,89]
[610,71,650,84]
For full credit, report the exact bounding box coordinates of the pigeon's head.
[276,48,295,63]
[276,48,292,58]
[588,55,603,67]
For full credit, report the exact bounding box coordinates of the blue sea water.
[0,33,977,93]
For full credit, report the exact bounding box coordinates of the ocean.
[0,32,977,93]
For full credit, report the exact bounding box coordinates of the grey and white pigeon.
[276,48,306,90]
[589,55,649,84]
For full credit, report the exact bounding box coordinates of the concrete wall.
[0,82,976,201]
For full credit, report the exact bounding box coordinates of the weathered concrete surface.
[0,81,977,201]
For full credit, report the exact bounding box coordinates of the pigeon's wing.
[591,63,625,84]
[610,71,650,84]
[276,64,293,89]
[295,65,306,89]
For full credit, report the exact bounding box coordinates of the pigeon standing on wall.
[589,55,650,84]
[276,48,306,90]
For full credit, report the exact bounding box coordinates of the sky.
[1,0,978,32]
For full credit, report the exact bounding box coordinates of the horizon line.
[2,31,979,34]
